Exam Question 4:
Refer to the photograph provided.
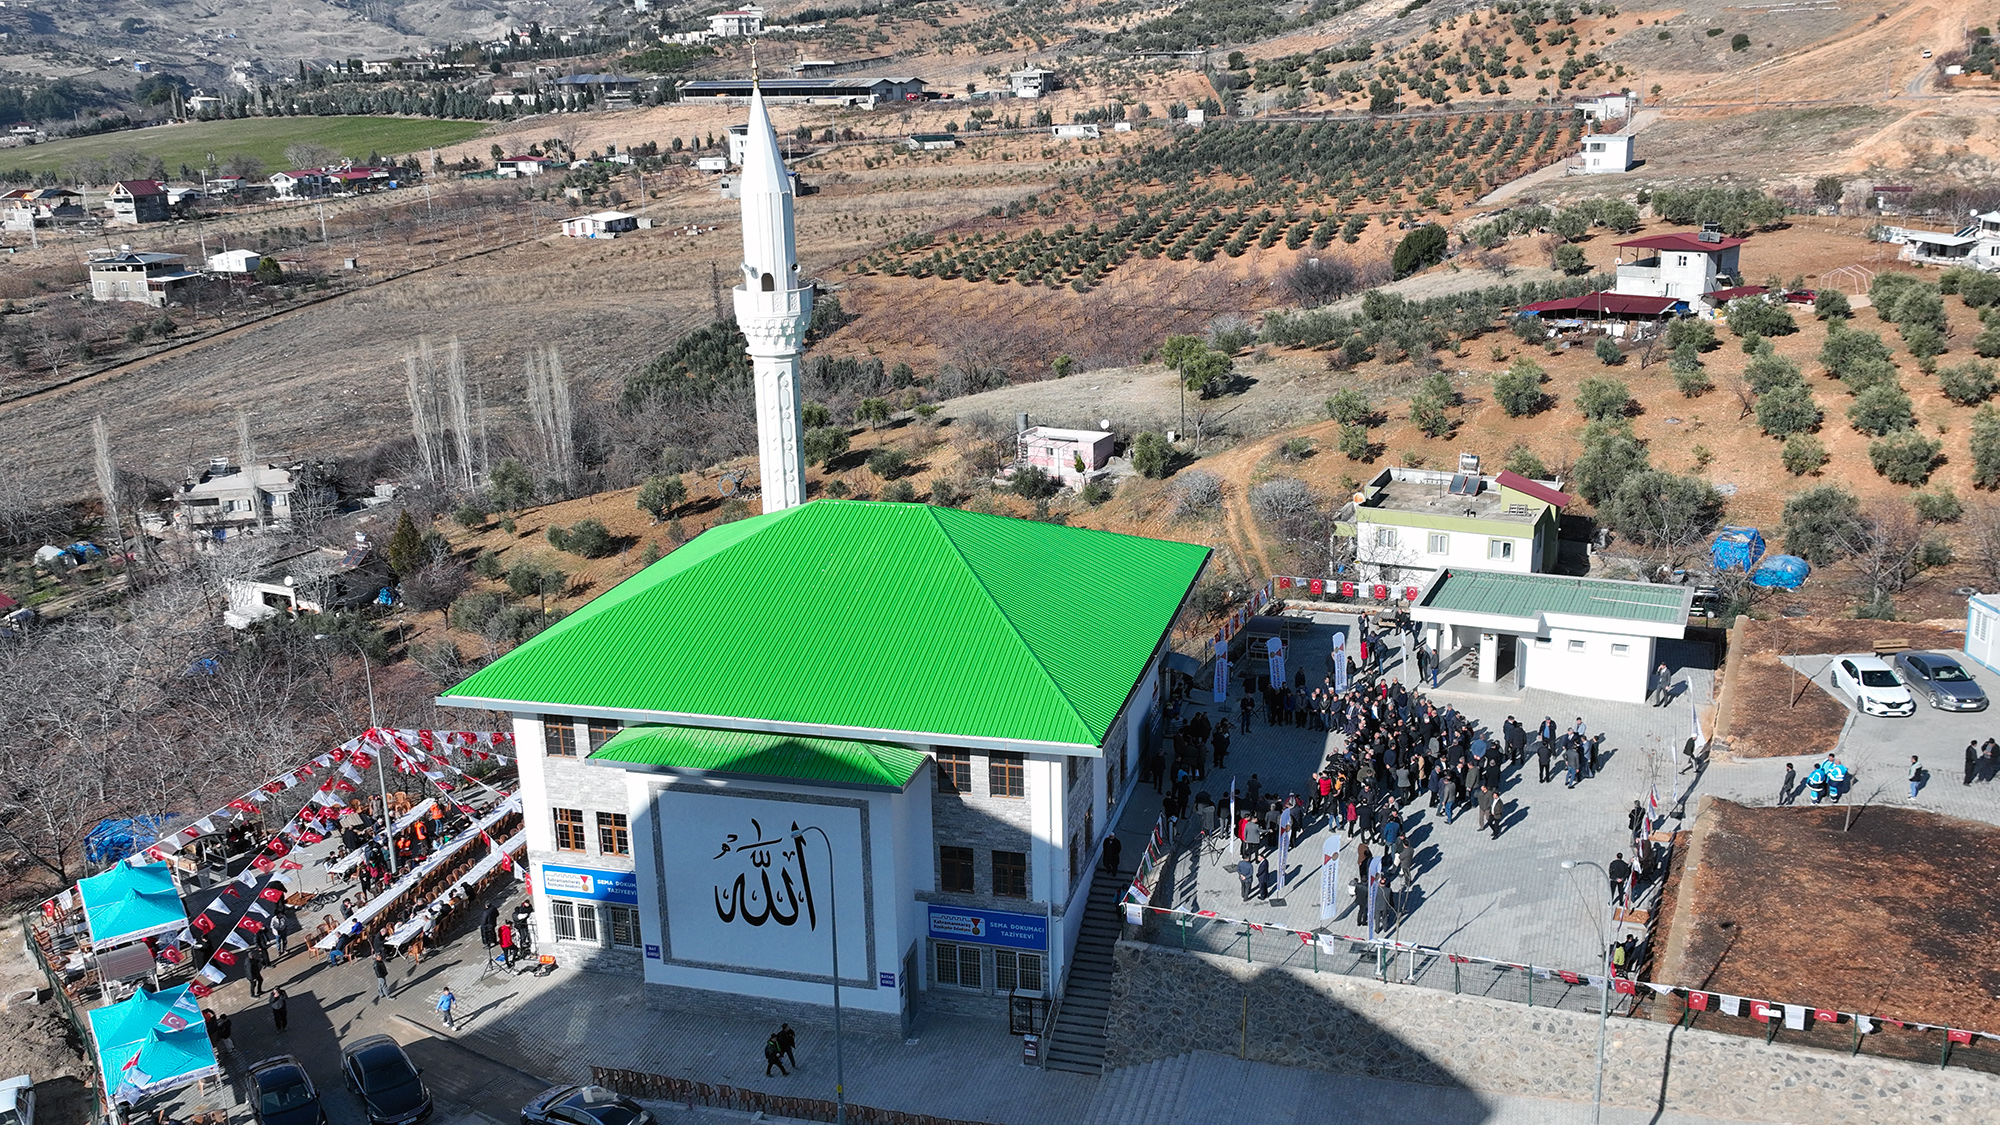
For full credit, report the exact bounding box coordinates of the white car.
[1829,655,1916,717]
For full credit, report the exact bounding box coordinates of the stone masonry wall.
[1105,941,1999,1124]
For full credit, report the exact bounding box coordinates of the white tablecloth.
[315,795,520,949]
[327,799,437,875]
[385,830,525,949]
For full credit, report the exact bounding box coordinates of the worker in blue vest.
[1822,756,1850,803]
[1805,763,1829,805]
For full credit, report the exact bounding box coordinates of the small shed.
[205,248,264,274]
[1967,593,2000,673]
[1017,425,1112,485]
[906,133,958,151]
[1711,526,1766,571]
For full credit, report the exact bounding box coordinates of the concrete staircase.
[1042,868,1125,1075]
[1083,1052,1196,1124]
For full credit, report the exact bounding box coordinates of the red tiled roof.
[1704,284,1769,302]
[113,179,164,196]
[1615,231,1747,253]
[1518,292,1680,316]
[0,591,16,611]
[1494,470,1572,509]
[501,154,552,162]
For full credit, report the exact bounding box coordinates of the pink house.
[1018,425,1113,486]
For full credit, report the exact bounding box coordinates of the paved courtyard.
[1114,612,1716,976]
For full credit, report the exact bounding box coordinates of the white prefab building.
[206,248,265,274]
[1576,132,1635,174]
[1411,569,1693,704]
[1052,124,1099,140]
[560,210,639,238]
[1965,594,2000,673]
[1574,91,1634,121]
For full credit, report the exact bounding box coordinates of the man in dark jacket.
[480,904,500,951]
[1536,734,1554,784]
[1503,717,1526,766]
[1607,853,1632,905]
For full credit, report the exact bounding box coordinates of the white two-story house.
[1337,459,1569,586]
[1613,230,1745,304]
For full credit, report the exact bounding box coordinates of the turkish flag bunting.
[480,832,493,846]
[1749,1001,1773,1023]
[41,900,57,920]
[297,830,325,844]
[1949,1029,1975,1045]
[237,917,264,934]
[294,765,315,781]
[333,779,357,793]
[221,884,243,899]
[211,949,237,966]
[228,798,258,814]
[1558,971,1582,985]
[350,749,374,769]
[188,981,213,998]
[279,859,304,871]
[1614,979,1637,995]
[1686,991,1710,1011]
[499,853,514,872]
[261,782,284,795]
[1814,1009,1839,1023]
[161,947,184,964]
[330,748,347,763]
[1448,954,1469,964]
[1278,576,1293,589]
[191,914,216,934]
[251,856,275,873]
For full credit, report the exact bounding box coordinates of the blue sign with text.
[541,864,639,904]
[927,905,1048,951]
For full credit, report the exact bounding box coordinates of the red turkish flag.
[498,854,513,873]
[279,859,304,871]
[251,856,275,873]
[259,887,284,902]
[161,947,184,964]
[1278,576,1293,589]
[237,917,264,934]
[1949,1029,1975,1045]
[187,981,213,998]
[191,914,215,934]
[228,798,258,814]
[211,949,237,966]
[1813,1009,1838,1023]
[261,782,284,795]
[1749,1001,1773,1023]
[1558,971,1582,985]
[1686,991,1710,1011]
[1613,979,1637,996]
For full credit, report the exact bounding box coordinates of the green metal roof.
[1421,569,1690,625]
[590,724,927,789]
[439,500,1210,750]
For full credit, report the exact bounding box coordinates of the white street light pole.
[798,825,845,1124]
[315,633,398,875]
[1562,859,1609,1125]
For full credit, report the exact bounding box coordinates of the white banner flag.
[1783,1004,1807,1031]
[1319,837,1341,921]
[1214,640,1229,701]
[1267,636,1285,686]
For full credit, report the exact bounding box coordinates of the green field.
[0,117,491,176]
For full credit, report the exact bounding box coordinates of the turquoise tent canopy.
[78,862,187,950]
[85,983,219,1106]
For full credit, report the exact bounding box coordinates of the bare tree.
[406,346,440,486]
[445,337,475,493]
[92,415,127,560]
[526,346,576,497]
[1966,502,2000,588]
[236,409,265,532]
[1840,505,1942,612]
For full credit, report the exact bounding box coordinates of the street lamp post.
[314,633,398,876]
[1561,859,1610,1125]
[797,825,846,1125]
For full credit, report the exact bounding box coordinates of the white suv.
[1829,655,1916,717]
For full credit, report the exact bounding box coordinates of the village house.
[1574,131,1635,174]
[268,170,329,199]
[1612,229,1745,303]
[107,180,168,224]
[1051,123,1100,140]
[906,133,958,151]
[1008,67,1056,97]
[1573,91,1634,121]
[1015,425,1112,487]
[1337,455,1568,586]
[86,249,198,307]
[173,458,301,540]
[559,210,639,239]
[707,7,764,35]
[496,155,556,178]
[205,248,266,274]
[0,187,85,231]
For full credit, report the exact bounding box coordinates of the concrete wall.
[1521,628,1654,704]
[1104,941,2000,1124]
[1355,520,1535,586]
[513,714,643,975]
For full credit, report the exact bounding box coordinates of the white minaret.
[732,66,813,513]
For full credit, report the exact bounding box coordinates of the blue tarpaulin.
[1751,554,1810,589]
[1712,526,1767,571]
[85,815,178,865]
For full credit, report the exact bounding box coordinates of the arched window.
[760,272,775,291]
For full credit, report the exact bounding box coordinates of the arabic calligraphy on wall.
[712,818,818,929]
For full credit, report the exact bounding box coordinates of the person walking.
[1563,739,1582,789]
[1779,763,1796,806]
[436,987,455,1031]
[778,1024,798,1069]
[1966,741,1979,787]
[764,1032,790,1076]
[1486,789,1504,839]
[246,949,264,998]
[1651,664,1671,707]
[1607,853,1632,906]
[268,988,288,1033]
[1438,771,1458,825]
[1627,801,1645,836]
[372,953,392,1002]
[215,1011,234,1057]
[1907,755,1923,799]
[1806,763,1828,804]
[1101,834,1123,874]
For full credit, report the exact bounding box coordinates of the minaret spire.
[732,68,813,513]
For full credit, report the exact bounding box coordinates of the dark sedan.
[1892,651,1990,712]
[248,1056,325,1125]
[342,1036,433,1125]
[520,1086,651,1125]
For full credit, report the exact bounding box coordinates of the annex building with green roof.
[439,500,1208,1035]
[1410,567,1693,704]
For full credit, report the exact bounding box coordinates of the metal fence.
[18,913,99,1089]
[1127,904,1631,1017]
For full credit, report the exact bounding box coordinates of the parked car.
[0,1074,34,1125]
[520,1086,651,1125]
[1890,651,1989,711]
[1828,654,1916,717]
[341,1036,432,1125]
[248,1057,325,1125]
